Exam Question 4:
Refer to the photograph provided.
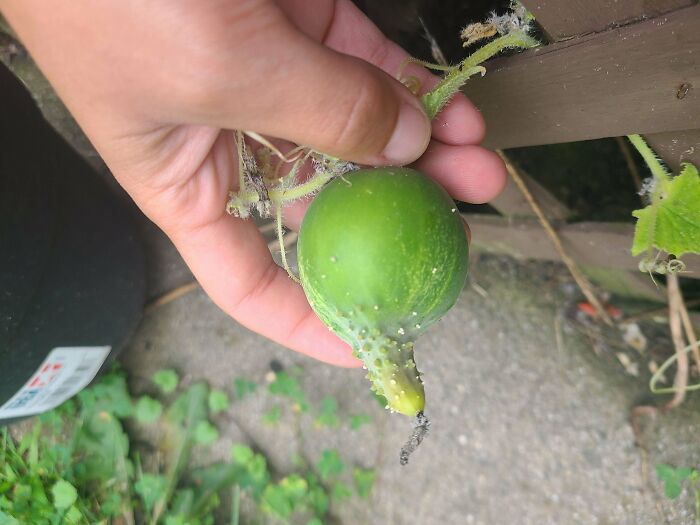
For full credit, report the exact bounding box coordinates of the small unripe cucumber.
[297,168,469,415]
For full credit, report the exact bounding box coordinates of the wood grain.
[522,0,695,41]
[462,5,700,150]
[464,214,700,279]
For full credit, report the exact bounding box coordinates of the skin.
[0,0,506,367]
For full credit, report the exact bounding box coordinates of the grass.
[0,365,376,525]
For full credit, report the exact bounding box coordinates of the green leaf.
[656,463,693,500]
[349,413,371,431]
[306,484,329,516]
[237,455,269,496]
[263,406,281,425]
[153,369,179,394]
[632,163,700,257]
[233,379,257,401]
[656,463,675,481]
[165,515,188,525]
[268,372,308,411]
[51,479,77,510]
[306,519,324,525]
[189,464,241,516]
[315,397,339,428]
[331,482,352,502]
[262,485,292,518]
[279,474,308,507]
[63,506,83,525]
[194,421,219,445]
[353,468,375,499]
[317,450,344,482]
[134,395,163,423]
[208,390,229,413]
[231,444,254,464]
[0,511,19,525]
[79,372,133,417]
[166,382,209,425]
[135,474,168,513]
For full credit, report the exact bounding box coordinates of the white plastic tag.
[0,346,111,418]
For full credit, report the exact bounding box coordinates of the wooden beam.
[644,129,700,173]
[489,166,571,220]
[522,0,695,41]
[521,0,700,174]
[464,214,700,279]
[462,5,700,150]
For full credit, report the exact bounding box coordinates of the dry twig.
[144,282,199,314]
[615,136,644,194]
[665,272,689,409]
[498,150,614,325]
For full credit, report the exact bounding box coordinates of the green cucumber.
[297,167,469,416]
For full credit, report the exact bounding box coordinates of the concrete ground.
[121,217,700,525]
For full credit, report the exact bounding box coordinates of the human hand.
[1,0,506,366]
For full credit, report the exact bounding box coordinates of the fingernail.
[382,101,431,165]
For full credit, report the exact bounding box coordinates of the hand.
[1,0,506,367]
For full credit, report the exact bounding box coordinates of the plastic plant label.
[0,346,111,418]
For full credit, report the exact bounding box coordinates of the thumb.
[208,20,432,166]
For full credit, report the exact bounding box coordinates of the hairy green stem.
[627,134,672,261]
[268,171,333,202]
[627,134,671,187]
[422,30,539,118]
[275,202,299,283]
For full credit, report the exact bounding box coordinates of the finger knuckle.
[327,74,396,156]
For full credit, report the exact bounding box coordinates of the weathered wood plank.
[489,166,571,220]
[522,0,695,41]
[645,129,700,173]
[464,214,700,279]
[462,5,700,150]
[521,0,700,175]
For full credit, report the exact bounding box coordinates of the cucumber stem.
[421,30,539,119]
[627,134,672,263]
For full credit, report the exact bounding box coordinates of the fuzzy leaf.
[233,379,257,400]
[353,468,375,499]
[263,406,281,425]
[317,450,344,482]
[315,397,339,428]
[194,421,219,445]
[152,369,179,394]
[51,480,78,510]
[632,163,700,257]
[134,396,163,423]
[349,413,371,431]
[208,390,229,413]
[656,463,693,500]
[134,474,167,513]
[268,372,308,412]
